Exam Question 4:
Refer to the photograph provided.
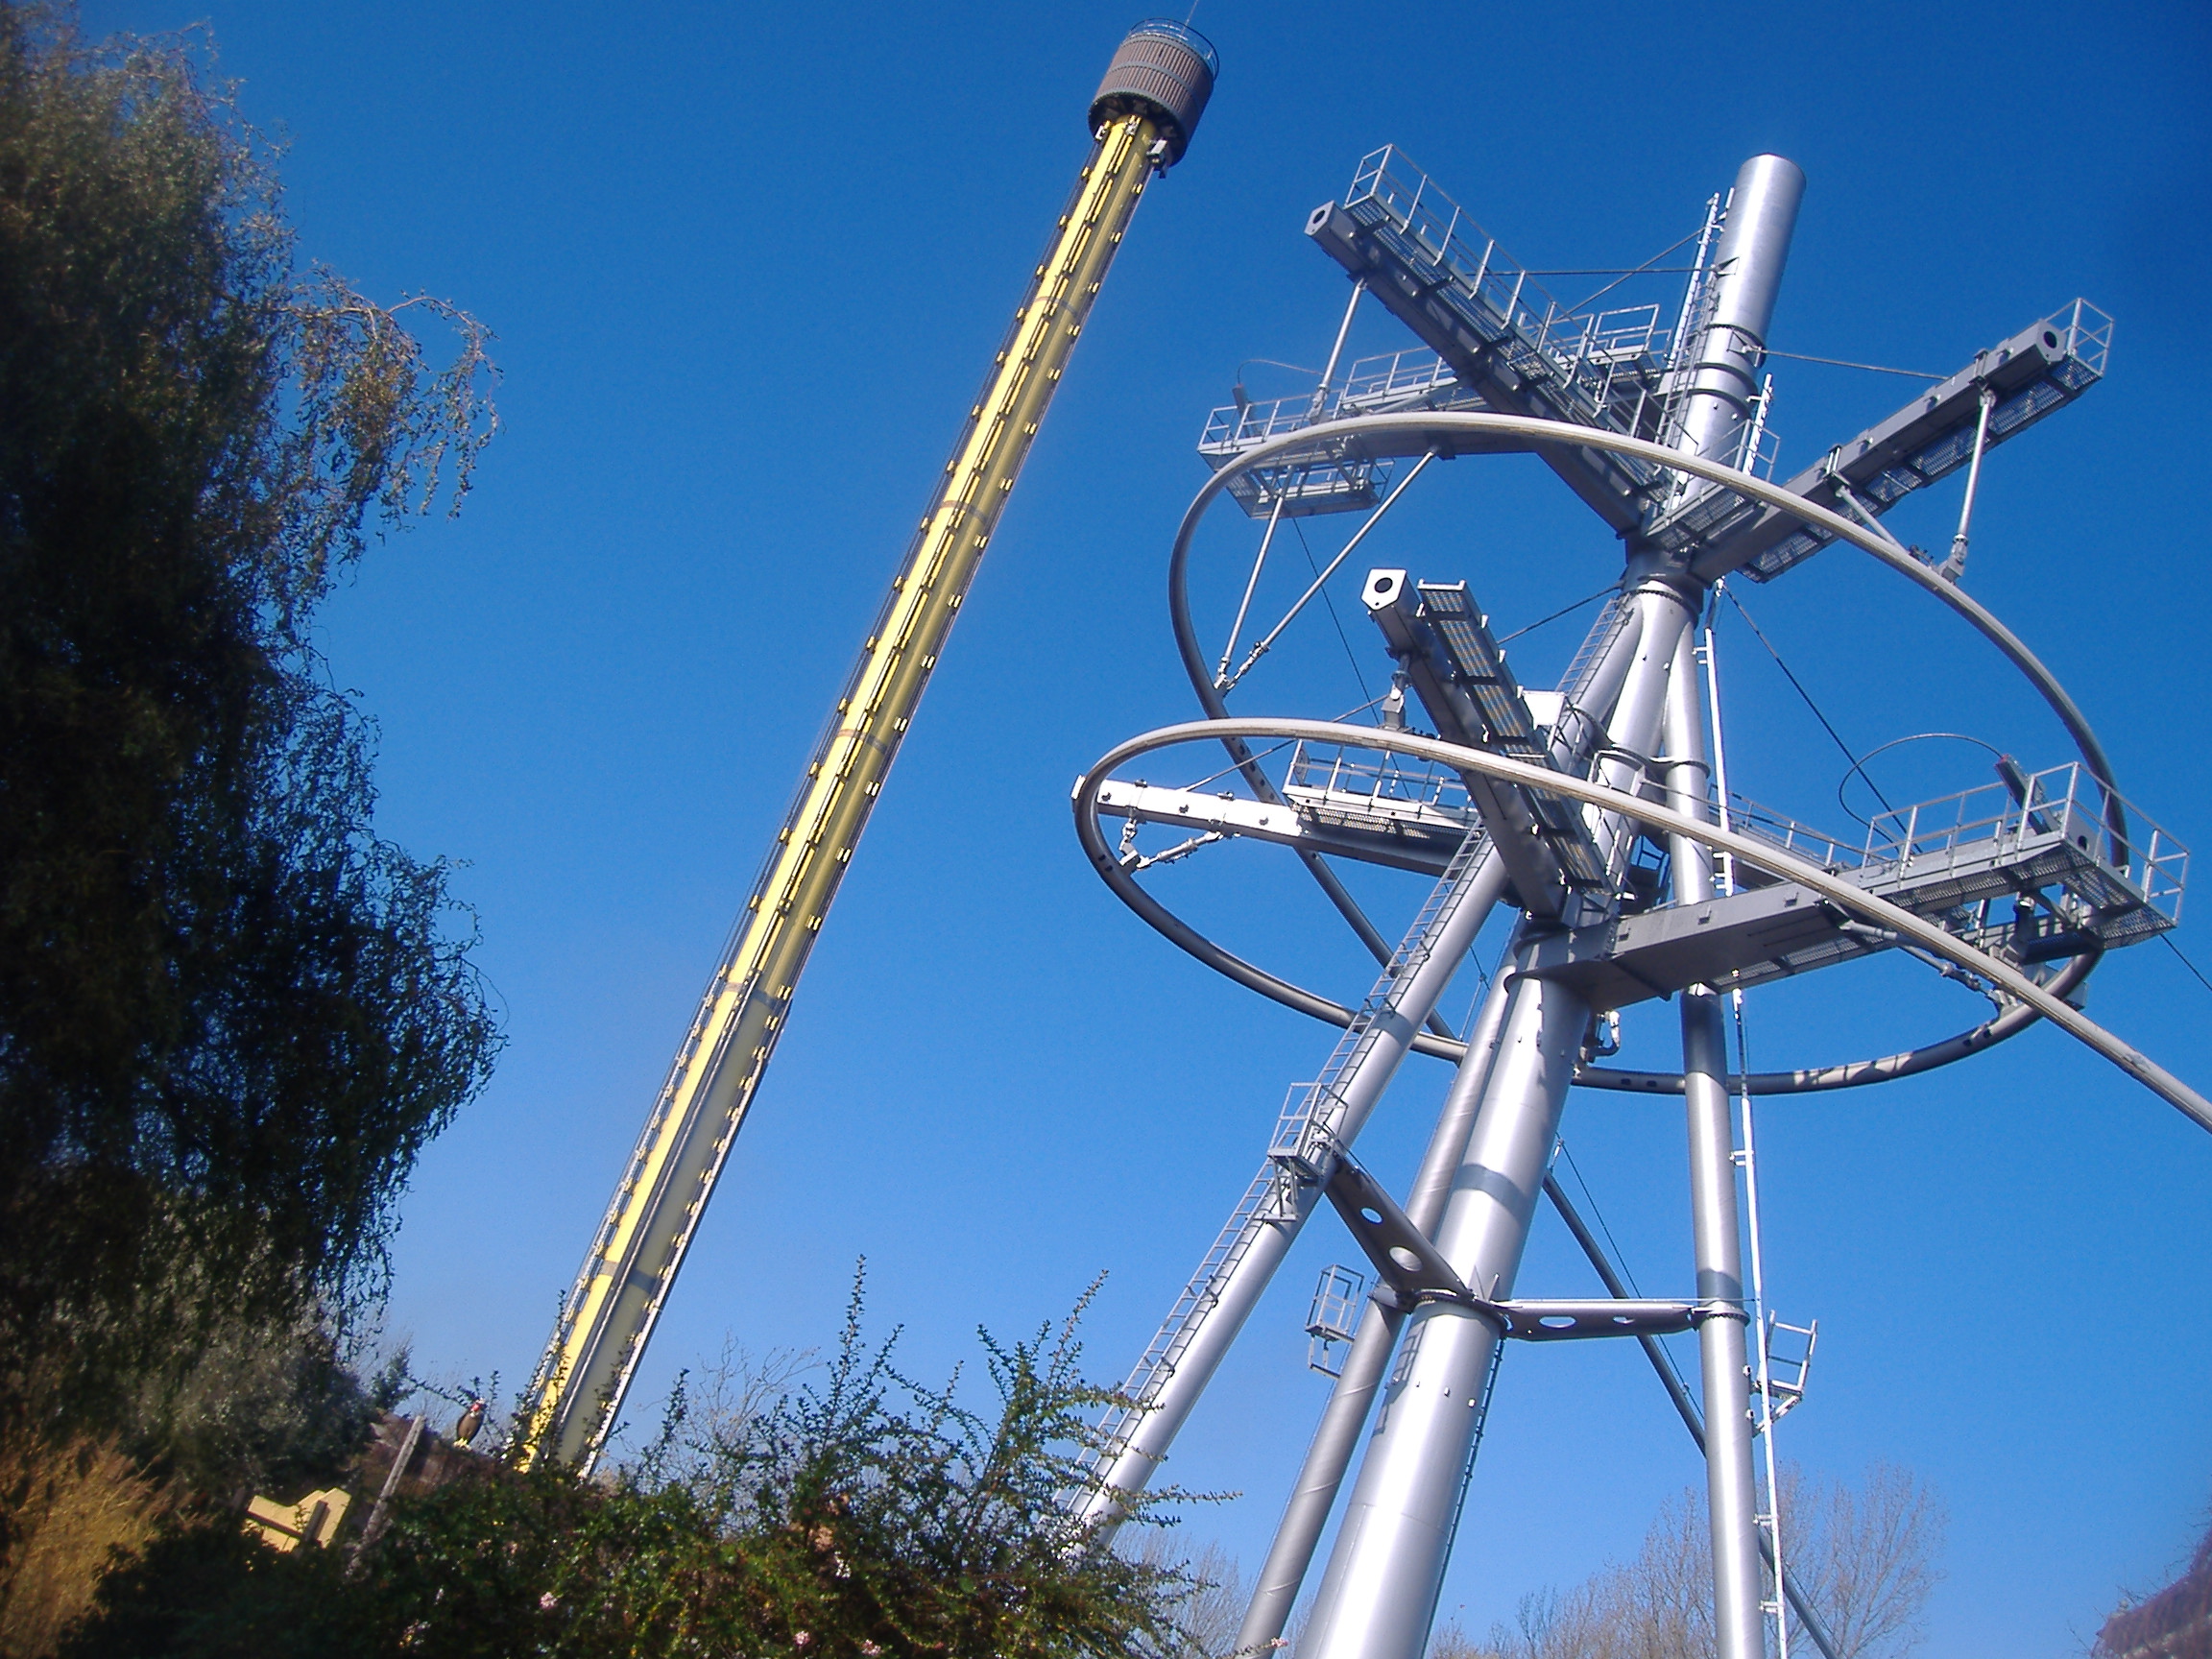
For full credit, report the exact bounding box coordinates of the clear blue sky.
[80,2,2212,1650]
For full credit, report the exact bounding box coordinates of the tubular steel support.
[1078,150,2175,1659]
[1299,957,1586,1659]
[519,21,1217,1470]
[1077,716,2202,1647]
[1078,597,1648,1531]
[1684,983,1767,1659]
[1542,1171,1843,1659]
[1296,594,1689,1659]
[1944,383,1997,581]
[1662,618,1767,1659]
[1237,972,1518,1652]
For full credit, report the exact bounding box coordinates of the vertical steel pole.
[1235,972,1517,1652]
[1706,605,1794,1659]
[1669,156,1804,496]
[1297,960,1588,1659]
[1661,152,1804,1656]
[1298,585,1692,1659]
[1740,1039,1791,1659]
[1662,624,1767,1659]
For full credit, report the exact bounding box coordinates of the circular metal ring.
[1075,719,2211,1134]
[1157,411,2124,1093]
[1834,731,2008,828]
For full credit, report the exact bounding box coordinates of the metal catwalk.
[1074,146,2202,1659]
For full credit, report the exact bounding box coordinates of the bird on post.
[452,1398,486,1449]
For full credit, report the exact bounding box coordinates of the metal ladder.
[1336,149,1673,469]
[1080,592,1635,1501]
[1272,821,1496,1176]
[1084,820,1496,1486]
[1437,1339,1507,1578]
[1556,592,1633,731]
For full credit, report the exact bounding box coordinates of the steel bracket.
[1323,1159,1469,1305]
[1322,1160,1708,1341]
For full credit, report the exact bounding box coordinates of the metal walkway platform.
[1196,348,1488,518]
[1094,748,2184,1010]
[1219,146,2110,571]
[1527,761,2185,1007]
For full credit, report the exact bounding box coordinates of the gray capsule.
[1089,19,1217,165]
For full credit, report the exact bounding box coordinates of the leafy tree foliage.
[67,1281,1218,1658]
[0,0,499,1463]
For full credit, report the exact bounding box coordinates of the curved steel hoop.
[1163,411,2130,1092]
[1076,719,2212,1136]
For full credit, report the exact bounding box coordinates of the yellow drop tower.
[520,19,1218,1469]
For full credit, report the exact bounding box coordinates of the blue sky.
[80,1,2212,1650]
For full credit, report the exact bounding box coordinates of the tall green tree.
[0,0,500,1457]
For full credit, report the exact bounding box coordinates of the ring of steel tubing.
[1161,409,2122,1094]
[1075,718,2212,1136]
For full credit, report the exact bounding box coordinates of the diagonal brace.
[1324,1161,1707,1339]
[1323,1160,1471,1305]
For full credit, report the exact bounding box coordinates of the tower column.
[1661,622,1767,1659]
[1671,155,1804,476]
[1298,582,1694,1659]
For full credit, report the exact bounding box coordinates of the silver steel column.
[1299,588,1691,1659]
[1297,957,1583,1659]
[1078,603,1649,1531]
[1236,973,1517,1652]
[1660,149,1804,1659]
[1074,844,1510,1527]
[1671,155,1804,475]
[1238,585,1649,1647]
[1662,620,1767,1659]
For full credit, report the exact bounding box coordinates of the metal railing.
[1306,1263,1367,1377]
[1538,302,1671,370]
[1340,146,1677,442]
[1267,818,1496,1177]
[1198,396,1329,454]
[1726,793,1869,874]
[1123,16,1219,75]
[2051,298,2114,378]
[1338,348,1463,410]
[1263,729,2183,936]
[1284,742,1473,822]
[1081,1159,1280,1487]
[1195,349,1479,462]
[1862,762,2186,921]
